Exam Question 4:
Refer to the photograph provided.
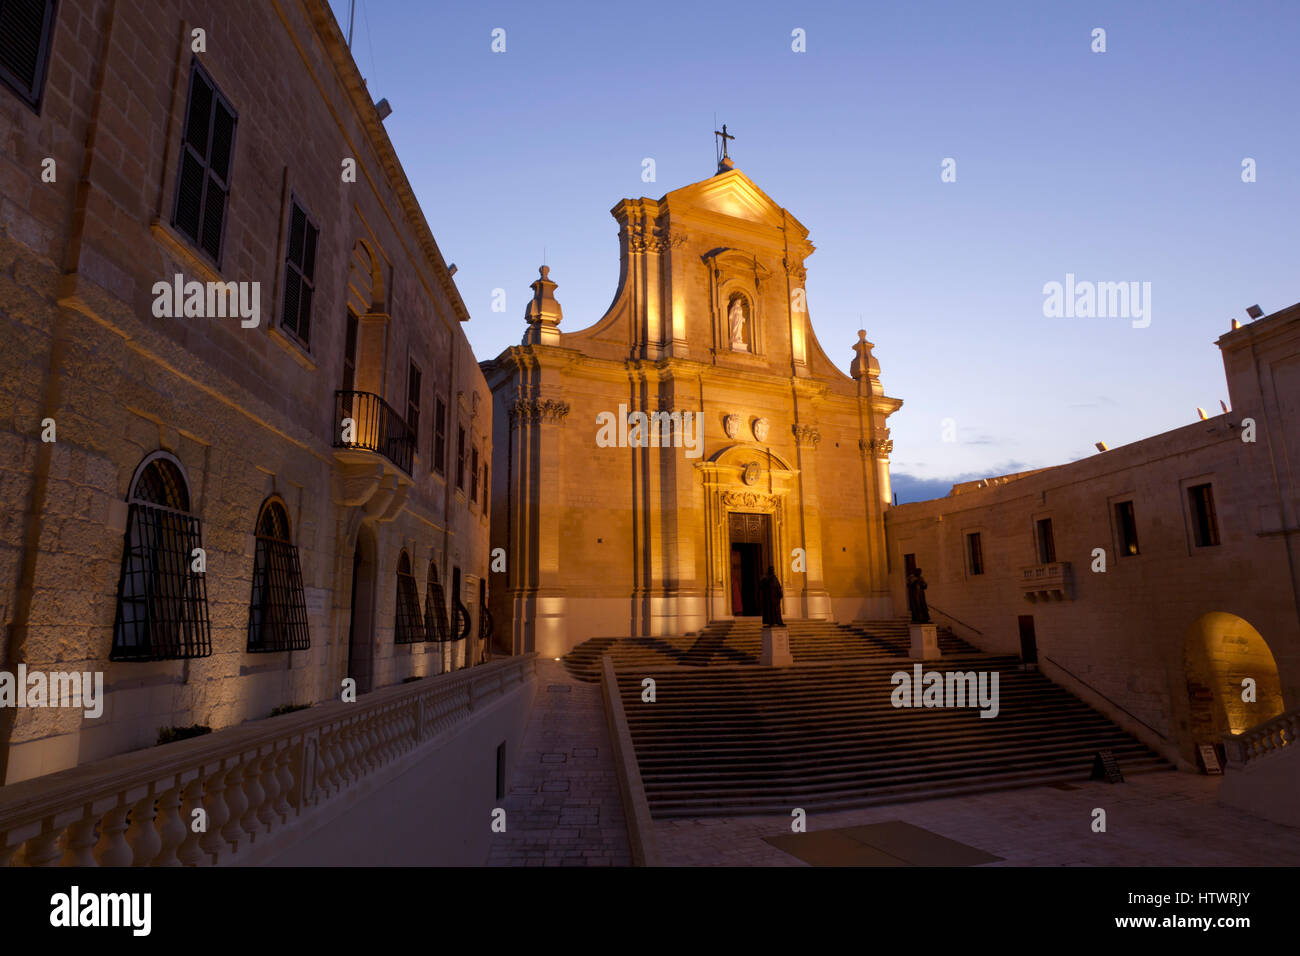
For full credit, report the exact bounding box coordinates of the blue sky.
[329,0,1299,502]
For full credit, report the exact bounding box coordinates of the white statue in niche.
[728,294,749,351]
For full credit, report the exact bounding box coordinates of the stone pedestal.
[761,626,793,666]
[909,623,940,660]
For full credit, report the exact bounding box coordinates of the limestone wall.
[0,0,491,783]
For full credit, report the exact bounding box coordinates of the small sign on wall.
[304,588,329,619]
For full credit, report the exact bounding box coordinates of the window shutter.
[171,63,236,265]
[0,0,56,109]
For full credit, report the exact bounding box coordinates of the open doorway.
[728,512,771,617]
[346,524,377,694]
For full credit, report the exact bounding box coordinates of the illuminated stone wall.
[0,0,491,783]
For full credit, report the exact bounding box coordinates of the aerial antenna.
[347,0,356,46]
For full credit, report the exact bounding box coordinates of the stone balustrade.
[1018,562,1072,601]
[0,654,535,866]
[1222,705,1299,767]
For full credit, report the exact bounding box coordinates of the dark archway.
[346,524,378,694]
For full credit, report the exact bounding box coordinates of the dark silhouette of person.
[758,565,785,627]
[907,567,930,624]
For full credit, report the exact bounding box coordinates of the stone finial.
[523,265,563,345]
[850,329,882,395]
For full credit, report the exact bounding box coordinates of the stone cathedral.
[482,161,903,657]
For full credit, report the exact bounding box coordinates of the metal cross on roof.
[714,123,735,164]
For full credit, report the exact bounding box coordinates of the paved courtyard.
[486,660,632,866]
[654,772,1300,866]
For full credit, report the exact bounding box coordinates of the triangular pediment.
[662,168,805,233]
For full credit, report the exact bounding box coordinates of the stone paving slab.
[655,772,1300,866]
[485,660,632,866]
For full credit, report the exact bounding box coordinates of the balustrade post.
[126,792,161,866]
[276,745,295,816]
[59,811,99,867]
[24,826,62,867]
[240,753,267,838]
[177,777,207,866]
[94,801,132,866]
[220,760,248,851]
[257,750,282,826]
[200,765,231,862]
[153,783,187,867]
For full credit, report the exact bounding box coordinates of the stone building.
[0,0,493,784]
[482,162,903,657]
[885,303,1300,771]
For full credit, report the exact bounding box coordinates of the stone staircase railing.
[1222,705,1299,767]
[0,654,536,866]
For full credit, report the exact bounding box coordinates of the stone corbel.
[509,398,571,427]
[792,423,821,448]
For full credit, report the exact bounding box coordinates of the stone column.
[792,423,832,620]
[509,396,570,657]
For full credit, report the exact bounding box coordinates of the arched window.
[423,561,451,643]
[394,550,425,644]
[247,498,310,652]
[112,453,211,661]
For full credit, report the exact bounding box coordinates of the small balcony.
[334,390,414,475]
[1019,561,1072,601]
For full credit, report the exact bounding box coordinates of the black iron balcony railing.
[334,390,415,475]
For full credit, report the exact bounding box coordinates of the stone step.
[592,635,1170,817]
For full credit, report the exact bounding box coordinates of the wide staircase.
[563,617,972,682]
[565,618,1172,818]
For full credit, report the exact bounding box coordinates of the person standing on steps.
[758,565,785,627]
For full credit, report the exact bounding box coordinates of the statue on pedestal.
[907,568,930,624]
[758,565,784,627]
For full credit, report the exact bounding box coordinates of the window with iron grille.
[112,455,212,661]
[281,198,318,345]
[0,0,57,112]
[423,561,451,643]
[406,362,421,455]
[247,499,310,652]
[172,60,236,264]
[432,397,447,475]
[470,444,479,502]
[456,425,466,491]
[394,551,426,644]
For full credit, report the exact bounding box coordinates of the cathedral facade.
[483,165,902,657]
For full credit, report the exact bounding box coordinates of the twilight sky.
[328,0,1299,502]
